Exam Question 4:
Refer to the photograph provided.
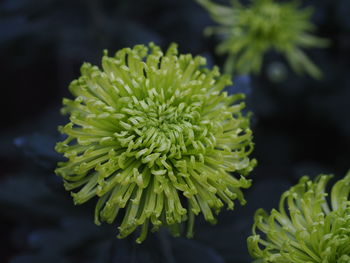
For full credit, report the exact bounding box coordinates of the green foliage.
[55,43,256,243]
[247,171,350,262]
[197,0,329,78]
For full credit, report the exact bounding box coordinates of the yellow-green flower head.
[248,171,350,262]
[55,43,256,243]
[197,0,329,78]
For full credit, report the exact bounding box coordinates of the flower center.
[115,94,206,164]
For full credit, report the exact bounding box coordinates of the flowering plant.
[248,171,350,262]
[197,0,329,78]
[55,43,255,242]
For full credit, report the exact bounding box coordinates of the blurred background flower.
[196,0,329,78]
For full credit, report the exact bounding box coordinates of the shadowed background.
[0,0,349,262]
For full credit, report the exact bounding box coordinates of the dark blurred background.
[0,0,349,262]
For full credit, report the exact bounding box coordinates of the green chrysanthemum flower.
[248,171,350,262]
[55,43,256,242]
[197,0,329,78]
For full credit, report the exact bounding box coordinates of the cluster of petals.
[248,171,350,263]
[55,43,255,242]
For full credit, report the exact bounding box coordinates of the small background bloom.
[197,0,329,78]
